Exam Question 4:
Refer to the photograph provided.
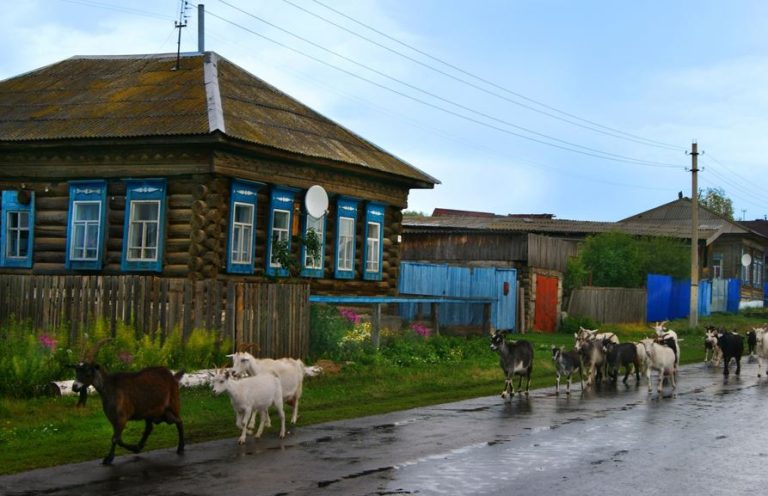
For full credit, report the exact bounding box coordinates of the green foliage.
[699,186,734,220]
[309,304,352,360]
[270,229,321,279]
[0,319,230,398]
[559,315,601,335]
[566,231,690,290]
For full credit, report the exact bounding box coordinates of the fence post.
[430,302,440,336]
[482,303,491,335]
[371,303,381,348]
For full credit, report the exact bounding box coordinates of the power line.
[208,4,682,168]
[59,0,173,21]
[304,0,683,152]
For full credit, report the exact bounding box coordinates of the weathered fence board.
[0,275,310,358]
[568,286,647,324]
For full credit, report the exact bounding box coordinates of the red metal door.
[534,275,558,332]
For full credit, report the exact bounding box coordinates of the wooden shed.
[0,52,438,296]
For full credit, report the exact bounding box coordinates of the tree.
[699,187,734,220]
[565,231,690,291]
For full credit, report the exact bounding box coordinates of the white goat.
[640,338,677,396]
[228,352,320,425]
[753,327,768,378]
[574,327,619,348]
[211,369,285,444]
[651,321,681,367]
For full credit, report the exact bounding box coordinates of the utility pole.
[173,1,189,70]
[689,142,699,327]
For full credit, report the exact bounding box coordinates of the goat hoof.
[102,457,114,466]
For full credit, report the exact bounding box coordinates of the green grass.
[1,312,762,475]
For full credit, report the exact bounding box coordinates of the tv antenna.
[173,1,190,70]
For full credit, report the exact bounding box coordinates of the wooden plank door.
[534,274,558,332]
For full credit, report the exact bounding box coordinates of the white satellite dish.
[305,185,329,218]
[741,253,752,267]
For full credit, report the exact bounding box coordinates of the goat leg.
[163,410,185,454]
[238,407,252,444]
[136,420,154,451]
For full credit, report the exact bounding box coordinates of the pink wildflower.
[118,351,134,365]
[410,322,431,338]
[38,334,57,351]
[339,308,361,324]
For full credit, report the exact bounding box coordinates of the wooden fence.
[567,286,647,324]
[0,275,311,358]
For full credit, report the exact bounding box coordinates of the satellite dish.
[741,253,752,267]
[305,185,329,218]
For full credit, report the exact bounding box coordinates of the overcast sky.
[2,0,767,221]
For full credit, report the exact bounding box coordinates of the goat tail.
[173,370,186,382]
[304,365,323,377]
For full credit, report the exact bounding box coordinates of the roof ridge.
[203,52,225,133]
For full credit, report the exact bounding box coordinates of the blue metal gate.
[398,262,517,330]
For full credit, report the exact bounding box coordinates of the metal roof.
[0,52,438,187]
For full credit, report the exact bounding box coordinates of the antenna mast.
[173,1,190,70]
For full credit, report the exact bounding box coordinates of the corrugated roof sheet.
[0,52,437,186]
[403,214,720,239]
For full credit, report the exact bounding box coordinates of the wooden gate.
[534,274,558,332]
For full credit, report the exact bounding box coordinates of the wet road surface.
[2,362,767,496]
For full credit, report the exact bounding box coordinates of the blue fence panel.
[647,274,673,322]
[670,279,691,320]
[398,262,517,330]
[764,282,768,305]
[727,279,741,313]
[698,279,711,317]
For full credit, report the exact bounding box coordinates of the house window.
[266,187,297,277]
[301,213,326,278]
[712,253,723,279]
[334,197,359,279]
[227,180,262,274]
[740,249,751,285]
[363,202,385,281]
[753,254,764,288]
[121,179,166,272]
[0,190,35,268]
[66,181,107,270]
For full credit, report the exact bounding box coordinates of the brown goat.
[72,356,185,465]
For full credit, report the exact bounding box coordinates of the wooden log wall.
[0,274,311,358]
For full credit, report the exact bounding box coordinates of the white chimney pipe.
[198,4,205,53]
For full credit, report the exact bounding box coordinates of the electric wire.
[305,0,683,152]
[207,5,683,168]
[59,0,173,21]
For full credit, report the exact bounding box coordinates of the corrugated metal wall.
[646,274,717,321]
[398,262,517,330]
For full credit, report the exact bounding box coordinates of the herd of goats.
[490,321,768,400]
[66,321,767,466]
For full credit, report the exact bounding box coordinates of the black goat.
[551,346,583,395]
[716,331,744,378]
[747,329,757,356]
[602,340,640,385]
[72,342,185,465]
[490,331,533,399]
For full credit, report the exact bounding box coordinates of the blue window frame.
[121,179,166,272]
[363,202,385,281]
[301,211,327,278]
[227,180,263,274]
[266,186,297,277]
[66,181,107,270]
[334,196,359,280]
[0,190,35,268]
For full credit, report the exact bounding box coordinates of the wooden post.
[518,287,526,334]
[430,302,440,336]
[371,303,381,348]
[482,302,491,335]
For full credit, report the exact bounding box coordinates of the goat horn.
[85,338,112,363]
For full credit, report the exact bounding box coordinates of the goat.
[228,352,320,425]
[211,368,285,444]
[490,331,533,400]
[578,338,605,388]
[747,329,757,357]
[640,338,677,396]
[574,326,619,347]
[704,327,722,366]
[551,346,583,395]
[651,321,680,367]
[634,341,648,376]
[602,340,640,385]
[71,341,184,465]
[753,327,768,378]
[716,330,744,378]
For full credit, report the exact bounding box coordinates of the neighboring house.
[620,196,768,306]
[402,197,768,330]
[0,52,438,296]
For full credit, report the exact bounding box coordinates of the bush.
[559,315,601,335]
[0,319,230,398]
[309,304,352,360]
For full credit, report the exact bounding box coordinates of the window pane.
[234,204,253,223]
[76,203,100,221]
[146,223,158,248]
[134,202,159,221]
[274,210,290,230]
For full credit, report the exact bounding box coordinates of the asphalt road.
[2,361,766,496]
